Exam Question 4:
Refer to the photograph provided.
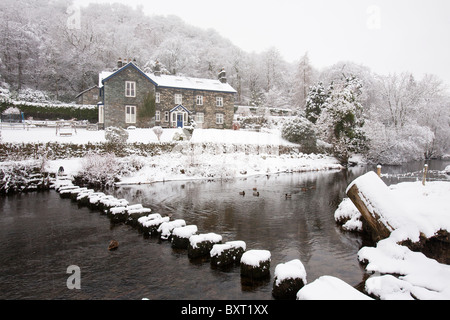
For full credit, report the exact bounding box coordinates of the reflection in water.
[112,170,368,296]
[1,160,448,299]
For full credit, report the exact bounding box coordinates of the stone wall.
[156,86,235,129]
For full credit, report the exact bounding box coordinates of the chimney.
[117,57,123,69]
[218,68,227,83]
[154,60,161,76]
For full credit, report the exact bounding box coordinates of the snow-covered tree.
[282,117,317,153]
[316,75,367,163]
[304,82,330,124]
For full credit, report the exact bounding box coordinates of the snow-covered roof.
[147,73,237,93]
[99,71,113,87]
[75,85,98,99]
[99,62,236,93]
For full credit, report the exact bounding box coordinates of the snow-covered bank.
[1,127,343,185]
[335,173,450,299]
[115,149,342,185]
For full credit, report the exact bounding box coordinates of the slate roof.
[99,62,237,94]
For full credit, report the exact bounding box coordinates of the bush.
[152,126,163,142]
[282,117,318,153]
[105,126,129,145]
[76,152,121,188]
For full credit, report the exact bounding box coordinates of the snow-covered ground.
[1,127,342,184]
[0,127,295,146]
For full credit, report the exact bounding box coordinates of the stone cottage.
[98,59,236,129]
[75,85,99,105]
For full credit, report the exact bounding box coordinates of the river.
[0,160,448,299]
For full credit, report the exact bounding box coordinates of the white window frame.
[164,111,169,122]
[125,105,136,123]
[125,81,136,97]
[196,95,203,105]
[98,105,104,123]
[155,92,160,103]
[196,112,204,123]
[155,110,161,122]
[174,94,182,105]
[216,113,224,124]
[216,96,223,107]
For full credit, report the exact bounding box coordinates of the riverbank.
[1,127,343,190]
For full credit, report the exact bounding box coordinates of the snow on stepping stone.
[296,275,372,300]
[58,185,79,197]
[101,198,129,215]
[126,204,152,226]
[188,233,222,259]
[109,206,128,223]
[240,249,271,280]
[210,241,246,268]
[76,190,95,205]
[87,192,107,209]
[158,219,186,240]
[171,225,198,249]
[140,215,170,237]
[272,259,307,300]
[137,213,162,231]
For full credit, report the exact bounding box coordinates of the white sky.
[76,0,450,87]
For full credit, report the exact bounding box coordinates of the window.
[196,95,203,105]
[125,81,136,97]
[216,113,224,124]
[125,105,136,123]
[216,97,223,107]
[175,94,182,105]
[164,111,169,122]
[155,110,161,122]
[155,92,160,103]
[196,112,204,123]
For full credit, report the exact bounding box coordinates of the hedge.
[0,102,98,122]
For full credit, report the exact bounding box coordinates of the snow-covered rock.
[210,241,246,268]
[296,275,372,300]
[188,233,222,259]
[240,249,271,280]
[272,259,307,300]
[171,225,198,249]
[158,219,186,240]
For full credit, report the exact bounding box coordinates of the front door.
[177,113,183,128]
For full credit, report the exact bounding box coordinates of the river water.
[1,160,448,300]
